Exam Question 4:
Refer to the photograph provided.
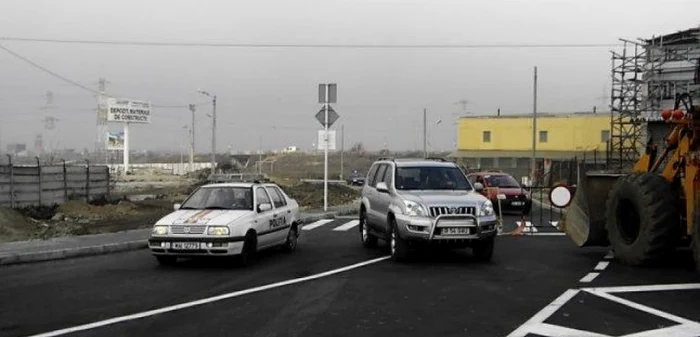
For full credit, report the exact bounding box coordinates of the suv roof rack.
[377,157,395,161]
[207,173,270,183]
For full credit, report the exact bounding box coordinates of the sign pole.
[324,85,329,212]
[123,122,130,176]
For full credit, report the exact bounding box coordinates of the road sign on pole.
[315,106,339,127]
[317,83,338,212]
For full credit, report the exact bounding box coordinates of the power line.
[0,43,211,109]
[0,37,624,49]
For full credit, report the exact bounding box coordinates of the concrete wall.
[107,162,213,175]
[0,164,110,207]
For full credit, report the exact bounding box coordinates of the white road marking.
[550,221,559,227]
[508,283,700,337]
[302,219,333,231]
[579,272,600,283]
[594,261,610,271]
[505,289,580,337]
[604,251,614,259]
[582,283,700,294]
[26,255,392,337]
[333,220,360,231]
[529,323,610,337]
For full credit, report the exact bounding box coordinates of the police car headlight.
[207,226,230,236]
[152,225,168,235]
[403,200,427,217]
[478,200,494,217]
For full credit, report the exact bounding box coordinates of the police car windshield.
[180,186,254,210]
[395,166,472,191]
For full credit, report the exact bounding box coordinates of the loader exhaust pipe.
[554,171,623,247]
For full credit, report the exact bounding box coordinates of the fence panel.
[0,162,110,208]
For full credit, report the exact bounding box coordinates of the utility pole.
[423,108,427,158]
[211,95,217,175]
[531,66,538,185]
[188,104,196,172]
[340,124,344,180]
[323,85,329,211]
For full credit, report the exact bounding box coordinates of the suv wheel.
[472,237,494,262]
[390,218,409,262]
[360,210,378,248]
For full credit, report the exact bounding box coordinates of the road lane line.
[604,251,614,259]
[579,272,600,283]
[593,261,609,271]
[302,219,333,231]
[505,289,580,337]
[333,220,360,231]
[25,255,391,337]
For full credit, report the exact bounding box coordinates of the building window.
[601,130,610,142]
[539,130,548,143]
[482,131,491,143]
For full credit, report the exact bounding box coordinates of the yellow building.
[454,112,612,160]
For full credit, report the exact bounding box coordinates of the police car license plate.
[512,201,524,206]
[442,228,470,235]
[172,242,200,250]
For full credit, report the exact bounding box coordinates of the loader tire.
[605,173,679,266]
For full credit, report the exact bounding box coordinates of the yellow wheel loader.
[559,93,700,272]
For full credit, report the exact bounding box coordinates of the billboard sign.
[106,98,151,123]
[317,130,337,151]
[106,132,125,150]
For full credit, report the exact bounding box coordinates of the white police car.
[148,181,301,266]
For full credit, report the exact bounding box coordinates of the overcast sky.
[0,0,698,154]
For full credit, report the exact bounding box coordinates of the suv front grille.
[170,225,207,235]
[429,206,476,217]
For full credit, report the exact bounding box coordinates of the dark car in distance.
[347,170,366,186]
[466,171,532,215]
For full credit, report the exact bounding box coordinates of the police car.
[148,180,301,266]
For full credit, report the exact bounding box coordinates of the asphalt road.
[1,205,699,337]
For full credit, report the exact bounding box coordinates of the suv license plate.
[442,228,470,235]
[172,242,200,250]
[512,201,524,206]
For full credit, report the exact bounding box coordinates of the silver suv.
[359,158,498,262]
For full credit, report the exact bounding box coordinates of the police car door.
[254,186,277,249]
[266,186,290,245]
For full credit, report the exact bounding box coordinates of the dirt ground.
[280,182,360,210]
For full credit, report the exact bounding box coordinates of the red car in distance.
[466,171,532,215]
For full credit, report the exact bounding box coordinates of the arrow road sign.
[315,106,340,127]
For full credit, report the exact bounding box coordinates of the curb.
[0,240,148,266]
[0,207,360,267]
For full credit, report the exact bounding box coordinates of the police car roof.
[202,182,274,188]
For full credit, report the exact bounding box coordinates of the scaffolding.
[609,28,700,170]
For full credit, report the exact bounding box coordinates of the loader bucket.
[563,171,624,247]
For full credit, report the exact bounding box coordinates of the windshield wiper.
[204,206,230,210]
[178,206,198,210]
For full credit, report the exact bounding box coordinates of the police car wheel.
[284,226,298,252]
[238,233,258,266]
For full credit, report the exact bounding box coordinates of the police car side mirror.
[173,203,181,211]
[473,183,484,192]
[258,203,272,213]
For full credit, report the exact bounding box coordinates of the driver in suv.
[359,158,498,262]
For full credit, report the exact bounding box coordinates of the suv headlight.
[478,200,494,216]
[152,225,168,235]
[403,200,428,217]
[207,226,230,236]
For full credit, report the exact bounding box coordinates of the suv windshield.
[180,186,254,210]
[395,166,472,190]
[485,175,521,188]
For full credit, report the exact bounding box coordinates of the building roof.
[644,27,700,46]
[458,111,609,119]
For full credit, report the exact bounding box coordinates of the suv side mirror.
[173,203,181,211]
[257,203,272,212]
[473,182,484,192]
[376,182,389,193]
